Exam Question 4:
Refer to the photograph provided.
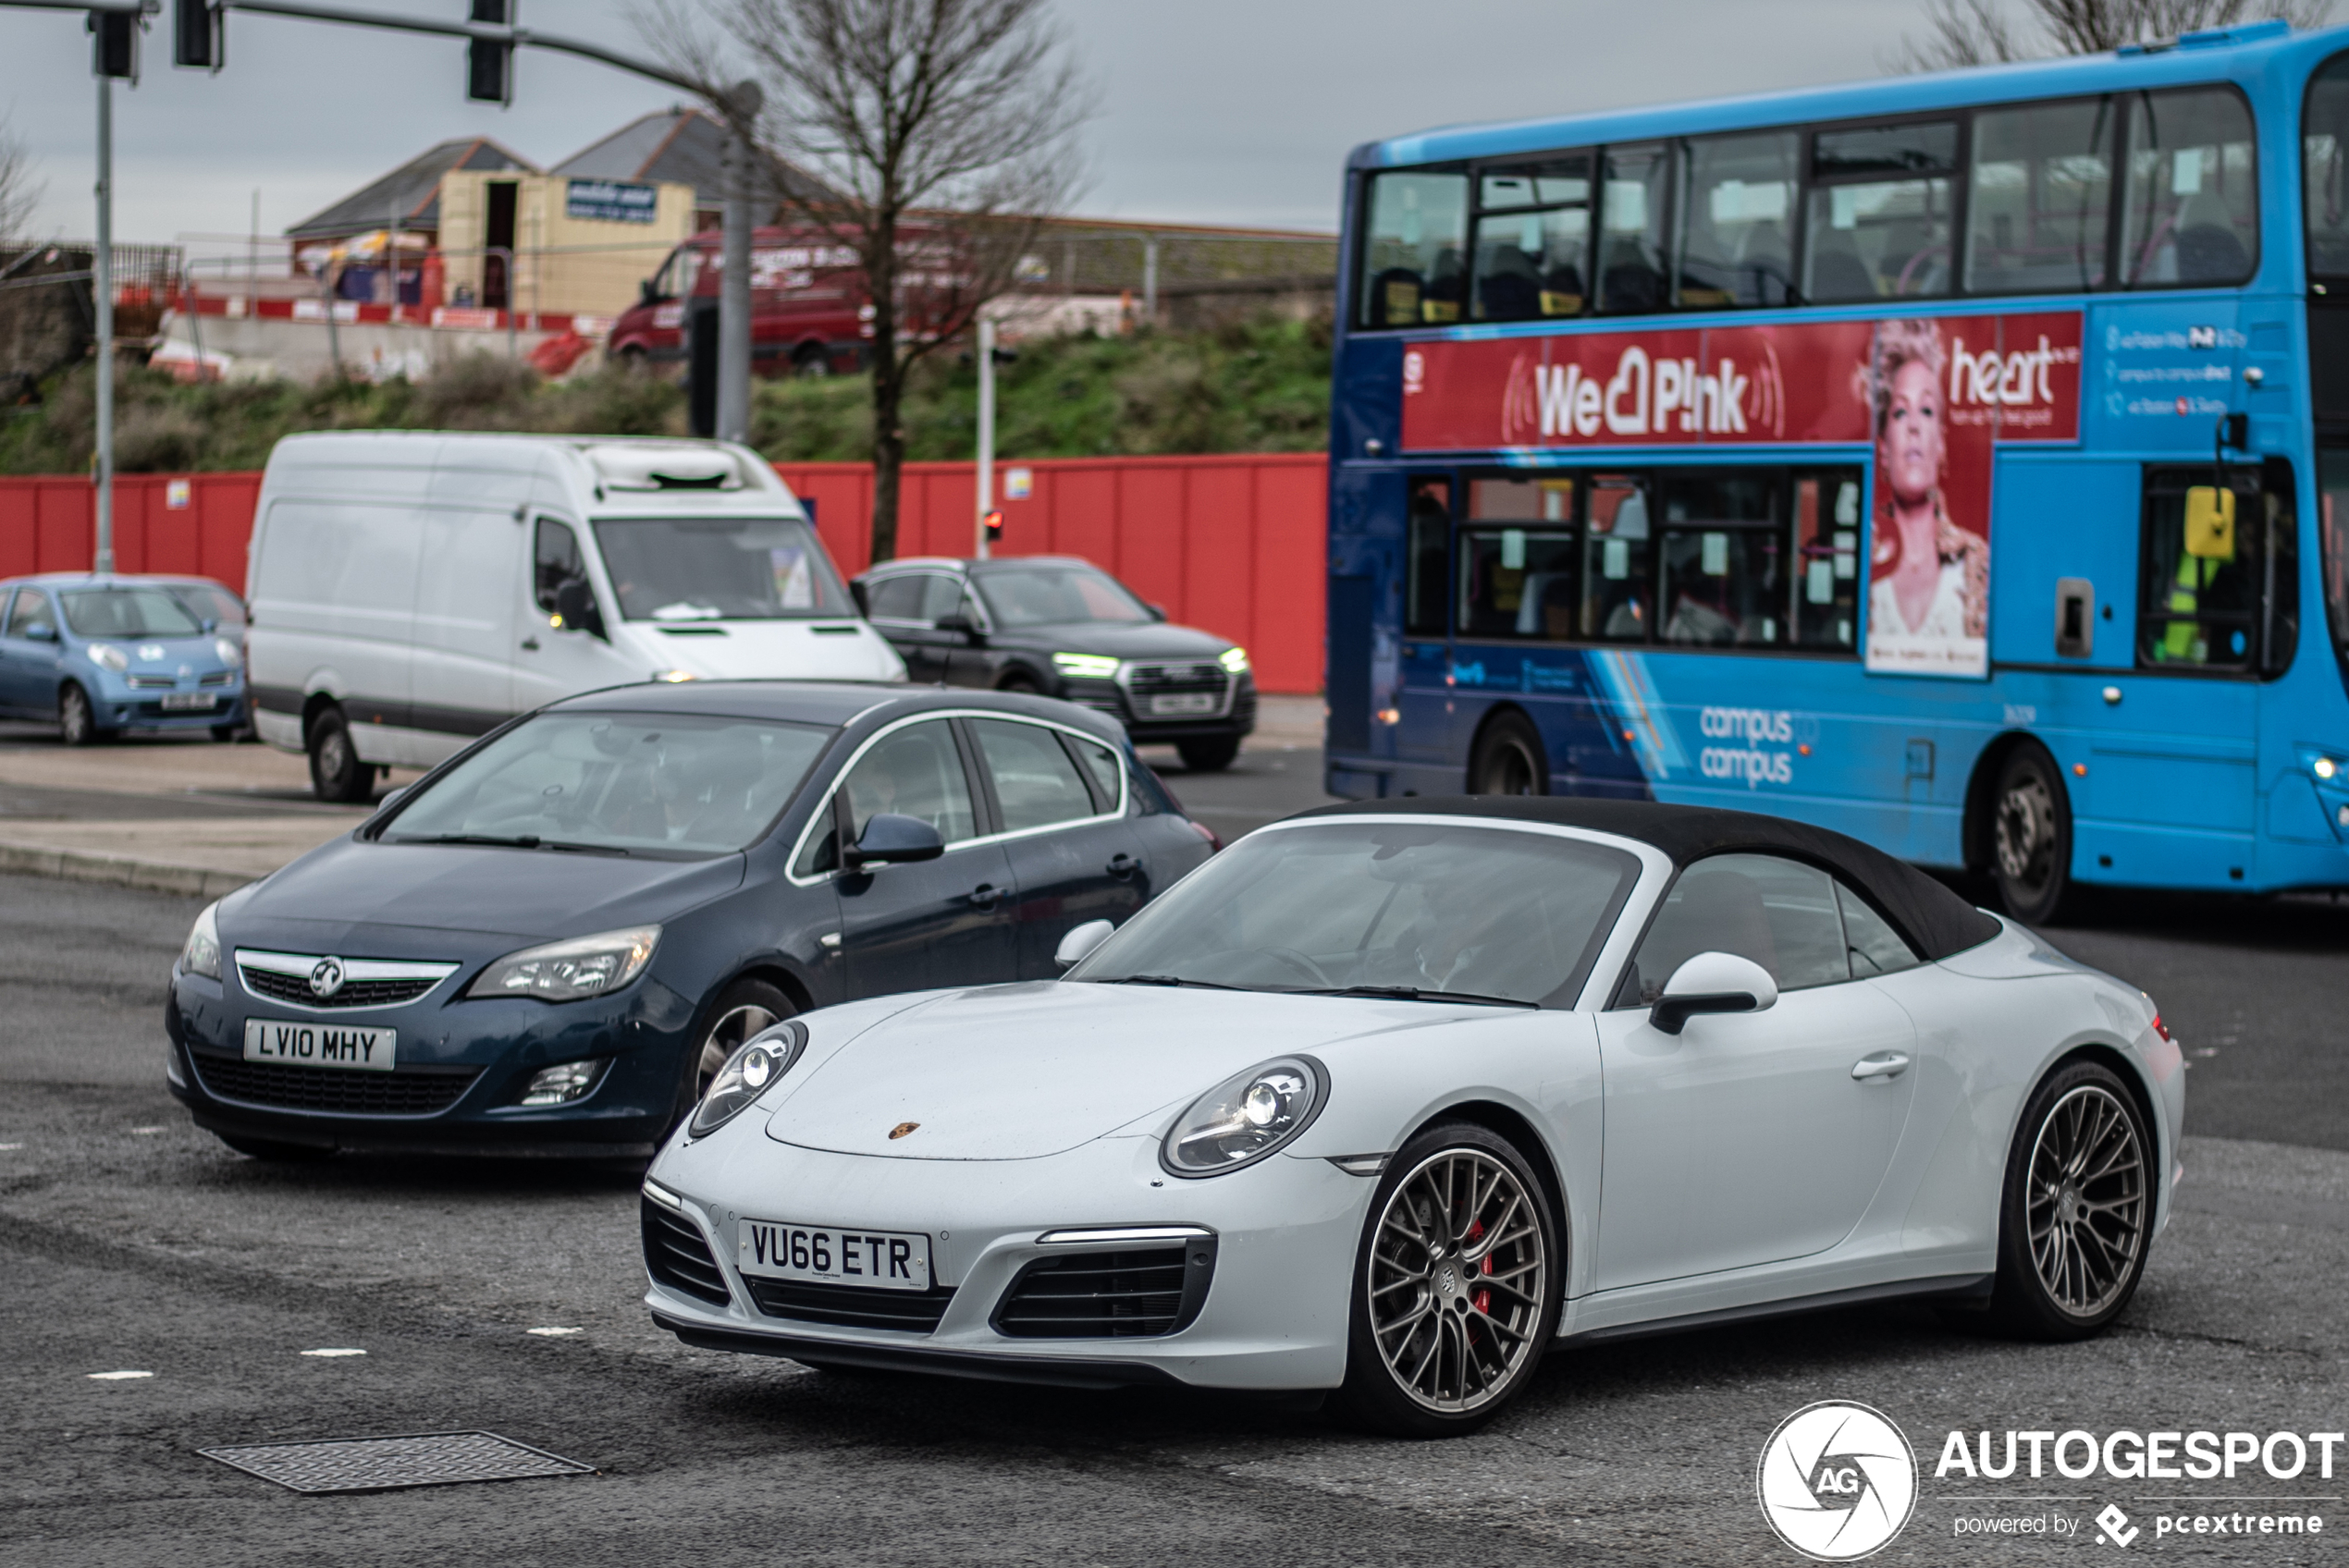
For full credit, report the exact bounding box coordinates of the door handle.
[520,637,541,652]
[1851,1052,1912,1082]
[1105,853,1138,879]
[968,883,1002,910]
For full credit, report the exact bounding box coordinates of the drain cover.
[199,1431,593,1494]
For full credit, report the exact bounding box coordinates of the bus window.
[2138,467,2277,670]
[1406,479,1452,637]
[1804,121,1958,302]
[1457,478,1576,639]
[1598,145,1672,312]
[1792,471,1863,649]
[2120,88,2257,288]
[1582,476,1654,639]
[1966,98,2114,293]
[1679,131,1799,308]
[1658,472,1785,646]
[2323,453,2349,680]
[1473,156,1593,321]
[1359,171,1470,327]
[2305,54,2349,278]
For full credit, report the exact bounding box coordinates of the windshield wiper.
[399,833,632,856]
[1299,985,1537,1009]
[1099,974,1242,990]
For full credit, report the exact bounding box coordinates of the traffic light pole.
[974,314,995,561]
[92,71,113,572]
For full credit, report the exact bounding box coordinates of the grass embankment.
[0,316,1332,474]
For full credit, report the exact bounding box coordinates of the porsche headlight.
[179,900,222,980]
[1161,1054,1326,1177]
[465,925,660,1001]
[89,643,129,672]
[690,1020,806,1137]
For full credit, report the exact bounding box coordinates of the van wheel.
[1992,744,2078,925]
[58,682,102,746]
[1469,712,1546,796]
[307,708,375,803]
[793,345,832,378]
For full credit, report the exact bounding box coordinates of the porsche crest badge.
[888,1121,919,1140]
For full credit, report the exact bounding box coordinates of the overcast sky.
[0,0,1925,255]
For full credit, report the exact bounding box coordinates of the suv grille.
[1126,661,1228,696]
[991,1244,1212,1339]
[642,1198,732,1307]
[191,1055,478,1116]
[240,968,441,1009]
[746,1278,957,1334]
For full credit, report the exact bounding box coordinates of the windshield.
[1072,820,1640,1004]
[592,516,855,621]
[977,565,1154,628]
[380,712,831,857]
[60,587,204,639]
[164,582,244,629]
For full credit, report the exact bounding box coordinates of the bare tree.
[0,116,40,243]
[636,0,1090,562]
[1896,0,2335,70]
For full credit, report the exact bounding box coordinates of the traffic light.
[91,9,138,80]
[174,0,222,70]
[467,0,512,105]
[984,510,1004,545]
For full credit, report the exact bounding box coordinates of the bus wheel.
[1993,744,2076,925]
[1469,713,1546,796]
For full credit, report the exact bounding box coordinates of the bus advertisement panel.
[1399,312,2084,679]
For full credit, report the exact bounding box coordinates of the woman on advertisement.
[1863,318,1988,677]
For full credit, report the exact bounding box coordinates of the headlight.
[1219,645,1251,675]
[465,925,660,1002]
[214,638,242,668]
[89,643,129,672]
[179,900,222,980]
[690,1021,806,1137]
[1052,652,1122,680]
[1161,1054,1326,1177]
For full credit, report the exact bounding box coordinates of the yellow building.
[435,168,695,324]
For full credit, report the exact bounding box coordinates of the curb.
[0,840,261,900]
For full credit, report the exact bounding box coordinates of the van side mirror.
[1053,918,1114,970]
[1650,951,1777,1035]
[640,278,662,307]
[553,578,607,641]
[846,812,944,870]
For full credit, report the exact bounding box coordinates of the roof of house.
[285,138,538,241]
[550,108,844,214]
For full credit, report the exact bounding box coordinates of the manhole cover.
[198,1431,593,1494]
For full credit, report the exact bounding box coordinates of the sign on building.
[565,179,659,225]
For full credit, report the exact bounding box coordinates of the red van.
[606,227,874,377]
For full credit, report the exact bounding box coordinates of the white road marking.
[129,1127,164,1135]
[300,1348,367,1357]
[0,1144,22,1151]
[526,1327,583,1337]
[88,1370,154,1380]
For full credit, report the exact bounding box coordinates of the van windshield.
[592,517,855,621]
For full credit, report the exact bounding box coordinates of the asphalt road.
[4,742,2346,1564]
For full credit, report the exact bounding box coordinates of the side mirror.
[553,578,607,641]
[24,622,57,642]
[375,785,408,812]
[1650,951,1777,1035]
[639,278,661,307]
[935,612,982,644]
[1053,918,1114,970]
[1147,603,1168,622]
[848,580,870,616]
[847,812,945,869]
[200,617,219,634]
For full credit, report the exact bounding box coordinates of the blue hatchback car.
[164,680,1219,1160]
[0,573,248,743]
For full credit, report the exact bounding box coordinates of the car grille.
[991,1245,1209,1339]
[200,670,236,687]
[240,967,442,1010]
[1125,661,1228,696]
[126,675,177,690]
[642,1197,732,1308]
[190,1055,479,1116]
[746,1278,958,1334]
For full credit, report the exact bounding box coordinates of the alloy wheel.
[1995,775,2056,889]
[2025,1084,2146,1318]
[1365,1147,1547,1414]
[59,685,93,746]
[696,1002,779,1096]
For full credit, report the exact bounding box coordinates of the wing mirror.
[846,812,945,870]
[1650,951,1777,1035]
[375,785,408,812]
[552,578,607,641]
[24,622,57,642]
[1053,918,1114,970]
[935,611,983,644]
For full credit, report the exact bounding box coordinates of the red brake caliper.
[1467,1218,1492,1317]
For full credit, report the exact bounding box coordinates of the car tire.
[1333,1121,1561,1439]
[792,345,832,379]
[210,723,240,743]
[678,979,796,1128]
[1983,1060,2154,1340]
[58,682,102,747]
[1991,743,2079,925]
[1468,711,1546,796]
[215,1132,333,1162]
[1176,736,1240,772]
[307,707,375,803]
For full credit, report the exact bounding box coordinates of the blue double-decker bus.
[1323,18,2349,921]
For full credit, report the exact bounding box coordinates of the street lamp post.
[92,73,113,573]
[974,313,995,561]
[716,82,761,446]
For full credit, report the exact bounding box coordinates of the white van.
[246,432,904,800]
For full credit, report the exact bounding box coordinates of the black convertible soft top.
[1297,796,2003,962]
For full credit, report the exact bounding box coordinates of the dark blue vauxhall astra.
[165,681,1218,1159]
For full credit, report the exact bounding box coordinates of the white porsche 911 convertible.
[640,799,2183,1436]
